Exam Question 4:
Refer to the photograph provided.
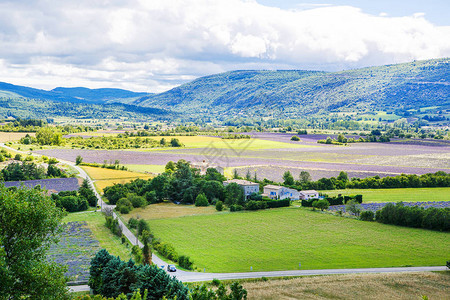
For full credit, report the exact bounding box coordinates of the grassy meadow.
[63,212,132,261]
[122,202,217,221]
[145,207,450,272]
[242,272,450,300]
[322,187,450,203]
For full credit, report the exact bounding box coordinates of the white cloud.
[0,0,448,92]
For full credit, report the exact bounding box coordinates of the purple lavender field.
[327,201,450,215]
[35,133,450,182]
[47,221,100,282]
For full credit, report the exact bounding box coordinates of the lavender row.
[47,221,100,282]
[327,201,450,214]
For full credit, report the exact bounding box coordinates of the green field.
[63,212,132,261]
[322,187,450,203]
[146,207,449,273]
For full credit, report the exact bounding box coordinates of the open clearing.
[122,202,217,221]
[0,132,35,142]
[322,187,450,203]
[63,212,132,261]
[242,271,450,300]
[146,207,450,273]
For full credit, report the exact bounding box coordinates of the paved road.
[2,144,447,292]
[70,265,448,292]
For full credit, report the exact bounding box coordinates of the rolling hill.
[134,58,450,118]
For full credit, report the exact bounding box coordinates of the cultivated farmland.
[145,207,450,272]
[322,187,450,203]
[35,133,450,183]
[81,166,152,192]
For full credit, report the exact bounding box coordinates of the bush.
[137,219,150,237]
[129,194,147,208]
[14,154,22,161]
[215,200,224,211]
[178,255,194,270]
[229,204,243,212]
[290,135,300,141]
[312,199,329,211]
[245,200,268,211]
[145,190,158,204]
[128,218,139,229]
[195,193,209,207]
[360,210,375,221]
[376,202,449,231]
[266,199,290,208]
[75,155,83,165]
[152,239,178,262]
[116,197,133,214]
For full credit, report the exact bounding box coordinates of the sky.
[0,0,449,93]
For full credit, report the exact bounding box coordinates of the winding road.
[0,143,447,293]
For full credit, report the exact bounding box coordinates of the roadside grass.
[121,202,217,222]
[242,271,450,300]
[124,164,166,174]
[146,207,450,273]
[322,187,450,203]
[63,212,132,261]
[81,165,153,193]
[0,132,35,142]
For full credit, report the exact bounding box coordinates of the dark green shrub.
[229,204,243,212]
[290,135,300,141]
[211,279,221,286]
[137,219,150,237]
[145,190,158,204]
[312,199,329,211]
[215,201,224,211]
[245,200,268,211]
[178,255,194,270]
[128,218,138,229]
[195,193,209,207]
[266,199,290,208]
[360,210,375,221]
[129,194,147,208]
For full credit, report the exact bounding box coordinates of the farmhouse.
[191,160,224,175]
[299,190,319,200]
[223,179,259,198]
[263,185,300,200]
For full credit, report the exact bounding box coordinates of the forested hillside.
[135,58,450,118]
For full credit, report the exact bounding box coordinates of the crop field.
[322,187,450,202]
[35,133,449,182]
[0,132,35,142]
[328,201,449,214]
[47,221,100,282]
[81,166,152,192]
[146,207,450,272]
[63,212,132,261]
[242,272,450,300]
[124,164,166,174]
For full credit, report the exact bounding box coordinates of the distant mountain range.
[0,58,449,120]
[0,82,150,104]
